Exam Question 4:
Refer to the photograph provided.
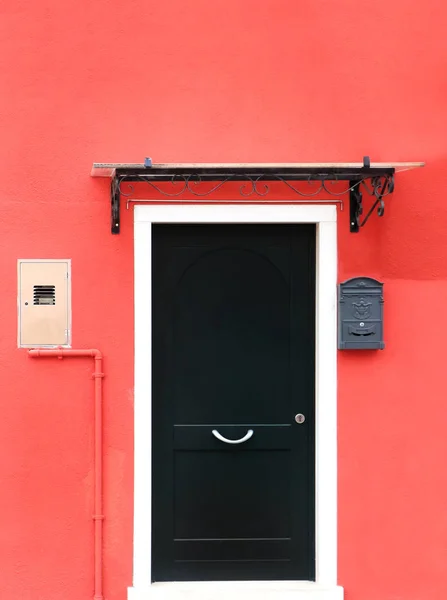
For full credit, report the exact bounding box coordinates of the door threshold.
[128,581,344,600]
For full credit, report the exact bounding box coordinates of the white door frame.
[131,204,342,600]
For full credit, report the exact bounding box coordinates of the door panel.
[174,450,291,539]
[152,224,315,582]
[171,247,289,425]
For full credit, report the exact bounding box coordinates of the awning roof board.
[91,161,424,178]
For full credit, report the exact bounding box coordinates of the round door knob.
[295,413,305,424]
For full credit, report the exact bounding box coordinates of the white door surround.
[131,204,342,600]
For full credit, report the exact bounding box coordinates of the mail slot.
[338,277,384,350]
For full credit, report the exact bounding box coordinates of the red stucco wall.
[0,1,446,599]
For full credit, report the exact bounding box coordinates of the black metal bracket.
[111,176,120,234]
[109,157,396,234]
[349,173,395,233]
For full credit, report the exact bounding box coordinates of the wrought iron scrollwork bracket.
[349,174,395,233]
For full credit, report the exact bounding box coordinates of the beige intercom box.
[18,260,71,348]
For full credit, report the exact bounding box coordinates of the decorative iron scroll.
[349,175,394,233]
[116,172,394,202]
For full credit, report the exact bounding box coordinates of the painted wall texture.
[0,1,446,599]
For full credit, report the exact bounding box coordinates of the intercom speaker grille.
[33,285,56,305]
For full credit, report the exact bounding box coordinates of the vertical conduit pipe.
[28,348,104,600]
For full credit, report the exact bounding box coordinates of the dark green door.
[152,224,315,582]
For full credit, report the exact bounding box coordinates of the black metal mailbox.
[338,277,384,350]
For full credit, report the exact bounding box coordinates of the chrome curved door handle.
[211,429,254,445]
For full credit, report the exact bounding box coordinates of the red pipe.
[29,348,104,600]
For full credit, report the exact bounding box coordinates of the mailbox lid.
[339,277,384,295]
